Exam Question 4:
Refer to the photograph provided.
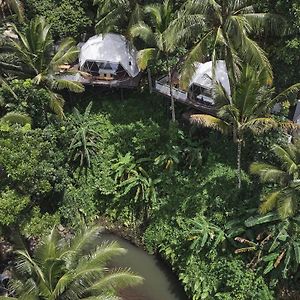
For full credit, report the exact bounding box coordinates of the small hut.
[59,33,141,88]
[154,60,230,114]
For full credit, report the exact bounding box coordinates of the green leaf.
[262,253,279,262]
[245,212,280,227]
[263,260,274,274]
[293,243,300,265]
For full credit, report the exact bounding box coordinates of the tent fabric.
[79,34,140,77]
[190,60,231,96]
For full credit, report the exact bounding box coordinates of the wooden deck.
[154,77,217,114]
[57,67,142,89]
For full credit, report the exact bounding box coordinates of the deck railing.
[155,81,188,102]
[155,78,216,114]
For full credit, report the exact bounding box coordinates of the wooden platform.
[58,72,142,89]
[154,77,217,115]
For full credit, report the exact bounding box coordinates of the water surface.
[100,233,189,300]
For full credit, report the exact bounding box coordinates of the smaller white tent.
[293,100,300,124]
[79,34,140,78]
[190,60,231,96]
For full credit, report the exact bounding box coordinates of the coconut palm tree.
[130,0,178,121]
[174,0,286,88]
[0,0,24,22]
[250,140,300,219]
[4,226,143,299]
[94,0,143,35]
[0,17,84,119]
[190,65,299,189]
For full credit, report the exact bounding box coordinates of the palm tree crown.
[130,0,175,69]
[1,17,84,118]
[251,140,300,219]
[94,0,143,35]
[130,0,178,121]
[190,66,300,188]
[6,226,143,299]
[175,0,286,87]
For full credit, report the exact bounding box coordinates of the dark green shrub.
[24,0,93,40]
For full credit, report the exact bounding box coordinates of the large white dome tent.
[79,33,140,79]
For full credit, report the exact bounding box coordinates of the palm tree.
[130,0,178,121]
[4,226,143,299]
[250,140,300,219]
[0,17,84,119]
[174,0,286,87]
[94,0,142,35]
[190,65,299,188]
[0,0,24,22]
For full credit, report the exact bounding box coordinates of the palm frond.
[278,195,298,219]
[259,191,281,214]
[271,83,300,104]
[136,48,157,70]
[87,269,143,294]
[51,37,79,67]
[240,36,273,84]
[72,242,127,283]
[250,162,289,184]
[49,92,65,120]
[52,79,84,93]
[272,144,297,174]
[190,114,229,134]
[180,30,214,89]
[144,4,163,29]
[1,112,32,126]
[15,250,46,283]
[245,117,278,134]
[34,227,60,262]
[64,226,103,261]
[244,13,287,36]
[130,22,156,46]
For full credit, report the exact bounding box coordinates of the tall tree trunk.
[147,68,153,94]
[237,139,242,189]
[168,67,175,122]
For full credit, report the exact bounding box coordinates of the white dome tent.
[190,60,231,99]
[58,33,142,88]
[154,60,230,114]
[79,33,140,79]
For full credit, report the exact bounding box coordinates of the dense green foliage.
[260,0,300,89]
[24,0,93,40]
[0,0,300,299]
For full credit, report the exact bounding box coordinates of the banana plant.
[111,152,150,183]
[111,152,159,223]
[232,212,300,279]
[182,139,202,170]
[154,144,181,172]
[184,214,225,254]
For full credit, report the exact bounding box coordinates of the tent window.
[82,61,100,76]
[104,63,112,70]
[192,84,212,98]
